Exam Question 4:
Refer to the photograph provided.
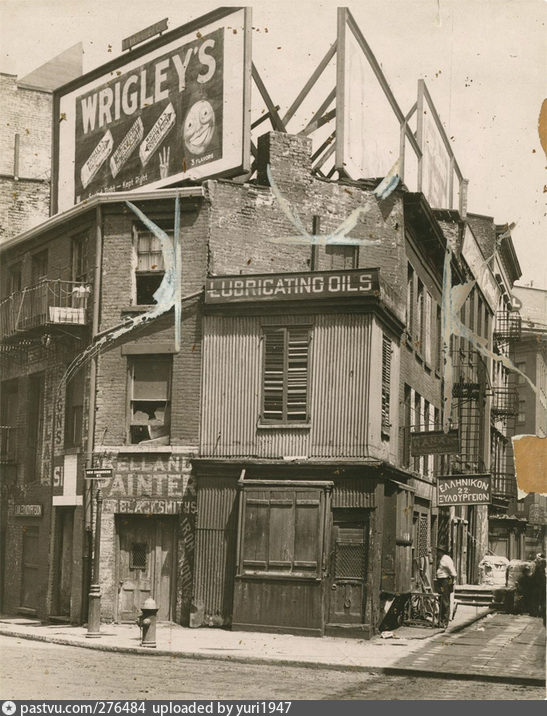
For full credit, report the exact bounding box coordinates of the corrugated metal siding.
[309,314,373,457]
[332,478,376,508]
[201,313,375,458]
[193,476,238,625]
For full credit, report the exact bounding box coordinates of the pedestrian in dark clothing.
[435,545,457,628]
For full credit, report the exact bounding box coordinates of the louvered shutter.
[263,329,285,421]
[286,327,309,422]
[381,334,391,434]
[425,291,432,365]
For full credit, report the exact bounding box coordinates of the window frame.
[133,220,173,306]
[261,325,311,426]
[127,355,172,445]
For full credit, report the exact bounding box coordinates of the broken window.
[134,221,172,305]
[128,356,171,445]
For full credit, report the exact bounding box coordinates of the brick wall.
[0,73,52,243]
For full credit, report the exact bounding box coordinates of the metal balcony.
[0,425,17,463]
[0,280,91,341]
[491,387,518,417]
[493,311,521,342]
[492,471,517,501]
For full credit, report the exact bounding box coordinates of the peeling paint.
[512,435,547,496]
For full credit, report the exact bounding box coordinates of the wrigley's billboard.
[53,8,251,212]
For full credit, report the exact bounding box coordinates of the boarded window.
[129,356,171,444]
[435,304,442,372]
[134,222,172,305]
[239,486,327,578]
[381,334,392,437]
[263,326,310,423]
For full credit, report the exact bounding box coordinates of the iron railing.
[491,387,519,416]
[493,311,521,342]
[492,471,517,500]
[0,280,90,340]
[0,425,17,463]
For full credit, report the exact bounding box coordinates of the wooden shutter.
[286,327,309,422]
[263,329,284,421]
[381,335,391,434]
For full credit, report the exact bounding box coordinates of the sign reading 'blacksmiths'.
[206,269,380,304]
[437,475,492,506]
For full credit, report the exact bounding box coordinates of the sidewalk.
[0,608,544,685]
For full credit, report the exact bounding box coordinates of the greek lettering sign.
[437,475,491,506]
[205,269,380,304]
[410,429,460,456]
[53,7,251,212]
[14,504,42,517]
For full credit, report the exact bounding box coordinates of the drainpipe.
[82,205,103,623]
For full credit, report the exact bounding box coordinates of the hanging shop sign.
[14,504,42,517]
[205,268,380,304]
[53,7,251,212]
[410,429,460,456]
[437,475,491,506]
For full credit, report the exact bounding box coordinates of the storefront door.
[116,515,176,622]
[327,511,368,626]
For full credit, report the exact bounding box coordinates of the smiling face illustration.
[183,100,215,156]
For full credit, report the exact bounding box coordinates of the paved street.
[0,636,544,700]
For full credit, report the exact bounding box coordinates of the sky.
[1,0,545,288]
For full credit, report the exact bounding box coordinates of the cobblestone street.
[0,636,544,701]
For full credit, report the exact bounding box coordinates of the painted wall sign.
[437,475,491,506]
[410,429,460,456]
[205,269,380,304]
[14,504,42,517]
[53,7,251,212]
[462,226,500,312]
[103,498,182,514]
[99,472,184,499]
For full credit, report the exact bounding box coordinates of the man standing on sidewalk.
[435,545,457,627]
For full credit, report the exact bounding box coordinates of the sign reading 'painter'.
[437,475,491,506]
[74,28,224,201]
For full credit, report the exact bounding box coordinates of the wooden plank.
[281,41,337,126]
[251,107,280,130]
[334,8,347,174]
[311,131,336,163]
[252,64,286,132]
[302,102,336,137]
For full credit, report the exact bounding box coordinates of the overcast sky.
[1,0,545,288]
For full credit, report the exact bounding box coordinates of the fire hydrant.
[137,597,158,648]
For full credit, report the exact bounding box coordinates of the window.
[381,334,392,437]
[7,263,22,296]
[134,221,172,305]
[424,291,432,365]
[31,250,48,284]
[516,362,526,385]
[325,244,358,269]
[401,384,412,467]
[435,304,442,372]
[130,543,147,570]
[518,400,526,424]
[238,485,328,578]
[416,279,424,353]
[65,370,84,448]
[128,356,171,444]
[262,326,310,424]
[406,264,414,338]
[72,233,88,283]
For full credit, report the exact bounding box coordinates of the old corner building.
[0,6,533,638]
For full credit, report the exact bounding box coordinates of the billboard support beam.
[281,41,337,127]
[301,89,336,137]
[252,64,286,132]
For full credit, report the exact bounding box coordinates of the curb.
[445,607,493,634]
[0,626,544,687]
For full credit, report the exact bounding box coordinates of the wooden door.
[20,526,40,611]
[328,516,368,625]
[54,508,74,616]
[116,516,175,622]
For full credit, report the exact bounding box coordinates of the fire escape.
[490,309,521,505]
